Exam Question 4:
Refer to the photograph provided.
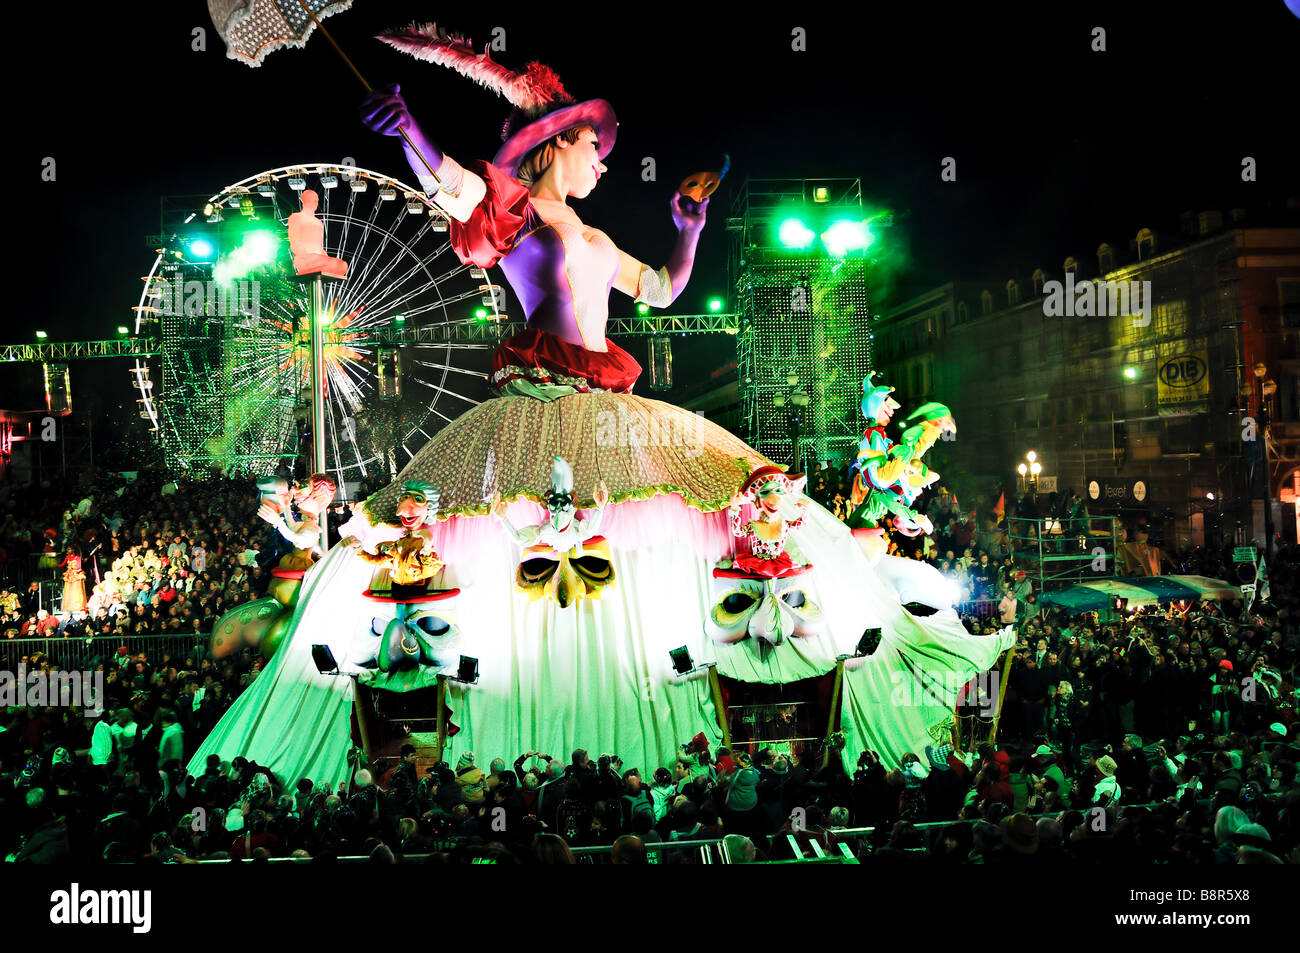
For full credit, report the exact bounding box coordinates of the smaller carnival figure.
[213,474,336,663]
[491,456,613,607]
[350,481,460,677]
[357,481,445,597]
[705,466,824,648]
[253,475,296,569]
[287,189,348,279]
[59,548,87,616]
[848,372,956,541]
[257,473,337,572]
[727,466,808,578]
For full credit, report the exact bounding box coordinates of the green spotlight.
[708,298,724,313]
[36,330,48,339]
[1124,366,1138,380]
[778,217,815,249]
[117,326,129,335]
[394,314,406,323]
[637,303,649,316]
[475,308,488,321]
[243,230,277,265]
[821,219,873,257]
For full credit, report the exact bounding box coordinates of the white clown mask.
[705,568,825,646]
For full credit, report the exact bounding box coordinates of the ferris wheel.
[130,163,507,497]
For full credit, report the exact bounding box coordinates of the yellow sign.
[1157,342,1209,416]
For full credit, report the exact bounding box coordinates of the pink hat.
[377,23,617,178]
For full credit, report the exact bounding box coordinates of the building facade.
[875,214,1300,551]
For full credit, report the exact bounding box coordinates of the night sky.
[15,2,1298,442]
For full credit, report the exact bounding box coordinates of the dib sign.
[1158,355,1207,388]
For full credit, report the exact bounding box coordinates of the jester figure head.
[861,373,901,427]
[740,466,806,520]
[544,456,577,533]
[256,475,291,516]
[901,403,957,457]
[396,480,440,531]
[293,474,337,518]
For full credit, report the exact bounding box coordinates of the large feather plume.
[377,22,569,112]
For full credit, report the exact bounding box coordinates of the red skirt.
[492,328,642,394]
[733,551,796,578]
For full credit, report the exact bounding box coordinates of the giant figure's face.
[705,570,824,646]
[551,128,606,200]
[516,537,614,608]
[353,602,460,675]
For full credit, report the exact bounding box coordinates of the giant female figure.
[189,30,1012,787]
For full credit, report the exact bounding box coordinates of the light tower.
[729,178,876,469]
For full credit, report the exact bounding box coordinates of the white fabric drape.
[190,498,1012,787]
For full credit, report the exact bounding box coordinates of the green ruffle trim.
[362,479,750,526]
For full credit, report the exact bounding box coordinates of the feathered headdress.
[376,23,570,113]
[375,22,617,177]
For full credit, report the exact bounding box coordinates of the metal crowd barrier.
[0,633,210,672]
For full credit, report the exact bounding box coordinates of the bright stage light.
[1030,462,1042,475]
[189,238,214,259]
[821,219,873,257]
[1026,450,1037,462]
[117,326,129,335]
[778,217,815,249]
[474,308,488,321]
[242,231,277,264]
[813,186,829,203]
[1018,463,1028,475]
[637,303,649,315]
[36,330,48,339]
[1124,366,1138,379]
[708,298,724,312]
[213,230,278,283]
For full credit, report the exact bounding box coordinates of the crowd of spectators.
[2,468,1297,865]
[0,470,368,643]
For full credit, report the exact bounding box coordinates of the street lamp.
[1017,451,1042,495]
[1254,362,1275,559]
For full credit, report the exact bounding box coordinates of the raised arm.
[615,195,708,305]
[360,84,486,222]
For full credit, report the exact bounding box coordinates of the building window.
[1006,279,1020,306]
[1097,243,1115,274]
[1137,228,1155,261]
[1281,278,1300,330]
[981,290,994,315]
[1032,269,1047,295]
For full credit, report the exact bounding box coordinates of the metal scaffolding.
[729,178,874,468]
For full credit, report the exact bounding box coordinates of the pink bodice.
[728,507,804,560]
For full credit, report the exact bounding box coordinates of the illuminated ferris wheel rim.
[130,162,500,471]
